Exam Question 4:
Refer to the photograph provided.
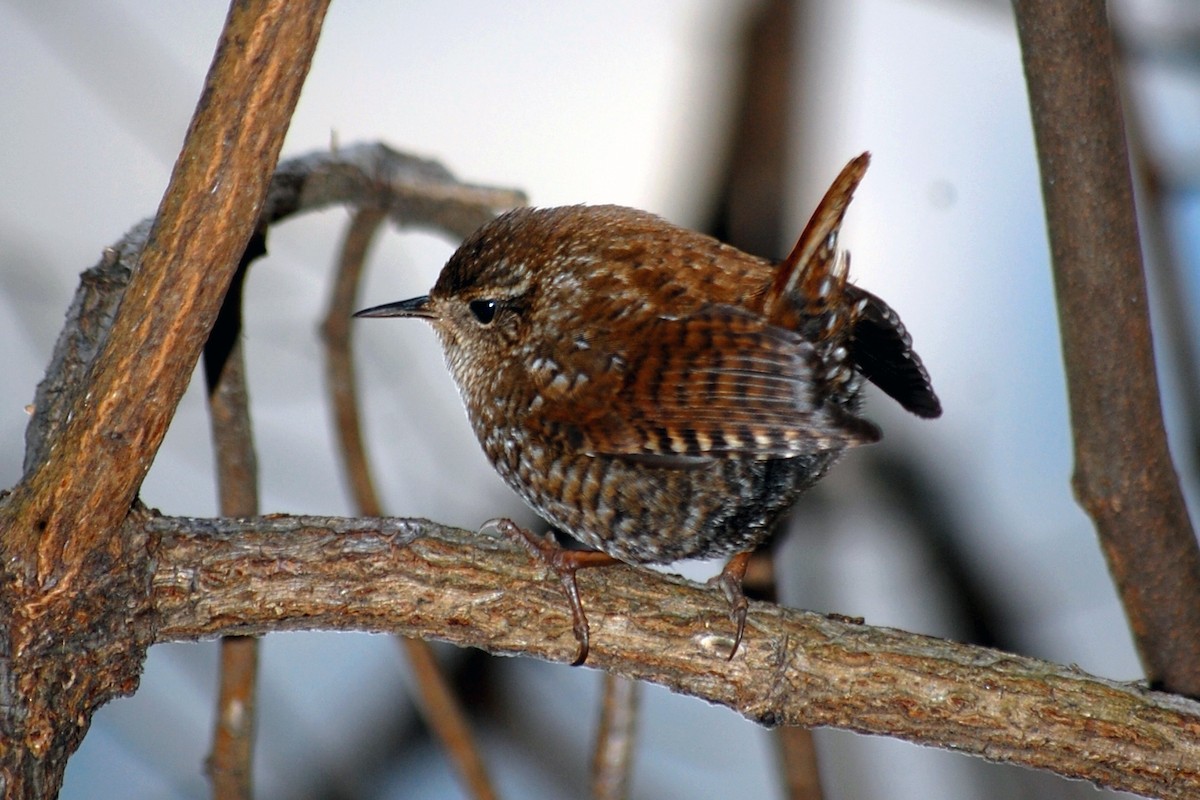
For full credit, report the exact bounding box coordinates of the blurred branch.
[1014,1,1200,697]
[322,207,503,800]
[322,209,389,519]
[590,674,641,800]
[204,248,264,799]
[702,1,828,796]
[147,512,1200,800]
[209,636,259,799]
[1117,60,1200,488]
[705,0,794,254]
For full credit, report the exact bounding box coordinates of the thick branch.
[148,513,1200,800]
[4,0,329,581]
[1014,0,1200,697]
[0,4,329,795]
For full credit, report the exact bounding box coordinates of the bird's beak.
[353,295,435,319]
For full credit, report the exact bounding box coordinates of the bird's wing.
[523,304,879,463]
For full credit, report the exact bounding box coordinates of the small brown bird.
[357,153,940,664]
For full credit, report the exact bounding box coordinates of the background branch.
[1014,0,1200,697]
[322,206,502,800]
[590,674,641,800]
[148,512,1200,800]
[23,142,524,475]
[204,247,264,799]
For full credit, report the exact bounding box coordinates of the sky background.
[2,1,1198,798]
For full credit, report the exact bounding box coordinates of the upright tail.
[764,153,941,419]
[762,152,869,337]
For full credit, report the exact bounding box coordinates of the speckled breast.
[485,429,842,564]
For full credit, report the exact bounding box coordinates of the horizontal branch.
[148,513,1200,799]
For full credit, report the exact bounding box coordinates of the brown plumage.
[357,153,940,663]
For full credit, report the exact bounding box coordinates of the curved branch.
[23,142,524,474]
[322,207,501,800]
[148,513,1200,800]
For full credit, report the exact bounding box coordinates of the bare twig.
[590,674,641,800]
[0,2,329,794]
[204,253,263,800]
[146,512,1200,800]
[397,639,498,800]
[209,636,259,799]
[322,207,502,800]
[322,209,389,518]
[1117,64,1200,487]
[1014,1,1200,697]
[703,2,829,795]
[705,0,795,254]
[774,726,823,800]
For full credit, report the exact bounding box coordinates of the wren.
[356,153,940,664]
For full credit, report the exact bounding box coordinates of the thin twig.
[322,208,389,516]
[204,252,263,800]
[209,636,259,799]
[774,727,823,800]
[704,2,828,795]
[1014,0,1200,697]
[146,512,1200,800]
[397,639,497,800]
[590,674,641,800]
[322,208,501,800]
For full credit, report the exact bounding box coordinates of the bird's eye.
[469,299,498,325]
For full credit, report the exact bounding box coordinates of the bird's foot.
[708,550,753,660]
[482,518,619,666]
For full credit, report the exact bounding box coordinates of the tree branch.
[147,513,1200,800]
[0,135,521,797]
[0,3,329,795]
[1014,1,1200,697]
[590,674,641,800]
[204,251,263,799]
[321,206,501,800]
[22,142,524,474]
